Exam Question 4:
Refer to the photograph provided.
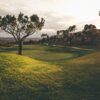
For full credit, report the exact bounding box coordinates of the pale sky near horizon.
[0,0,100,37]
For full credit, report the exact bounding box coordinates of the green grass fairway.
[0,44,100,100]
[0,44,93,62]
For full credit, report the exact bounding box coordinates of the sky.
[0,0,100,37]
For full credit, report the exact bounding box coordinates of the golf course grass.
[0,44,100,100]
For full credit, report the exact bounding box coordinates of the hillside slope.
[0,51,100,100]
[69,51,100,64]
[62,51,100,100]
[0,53,63,100]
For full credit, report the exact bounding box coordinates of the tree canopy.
[0,12,45,54]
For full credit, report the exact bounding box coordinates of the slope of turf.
[61,51,100,100]
[0,45,100,100]
[0,53,64,100]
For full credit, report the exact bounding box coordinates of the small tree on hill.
[0,13,45,55]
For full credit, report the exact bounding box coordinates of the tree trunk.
[18,41,23,55]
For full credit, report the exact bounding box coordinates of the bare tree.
[0,12,45,55]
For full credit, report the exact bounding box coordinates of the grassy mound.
[61,51,100,100]
[69,51,100,64]
[0,53,63,100]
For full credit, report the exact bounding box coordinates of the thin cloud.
[0,0,100,37]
